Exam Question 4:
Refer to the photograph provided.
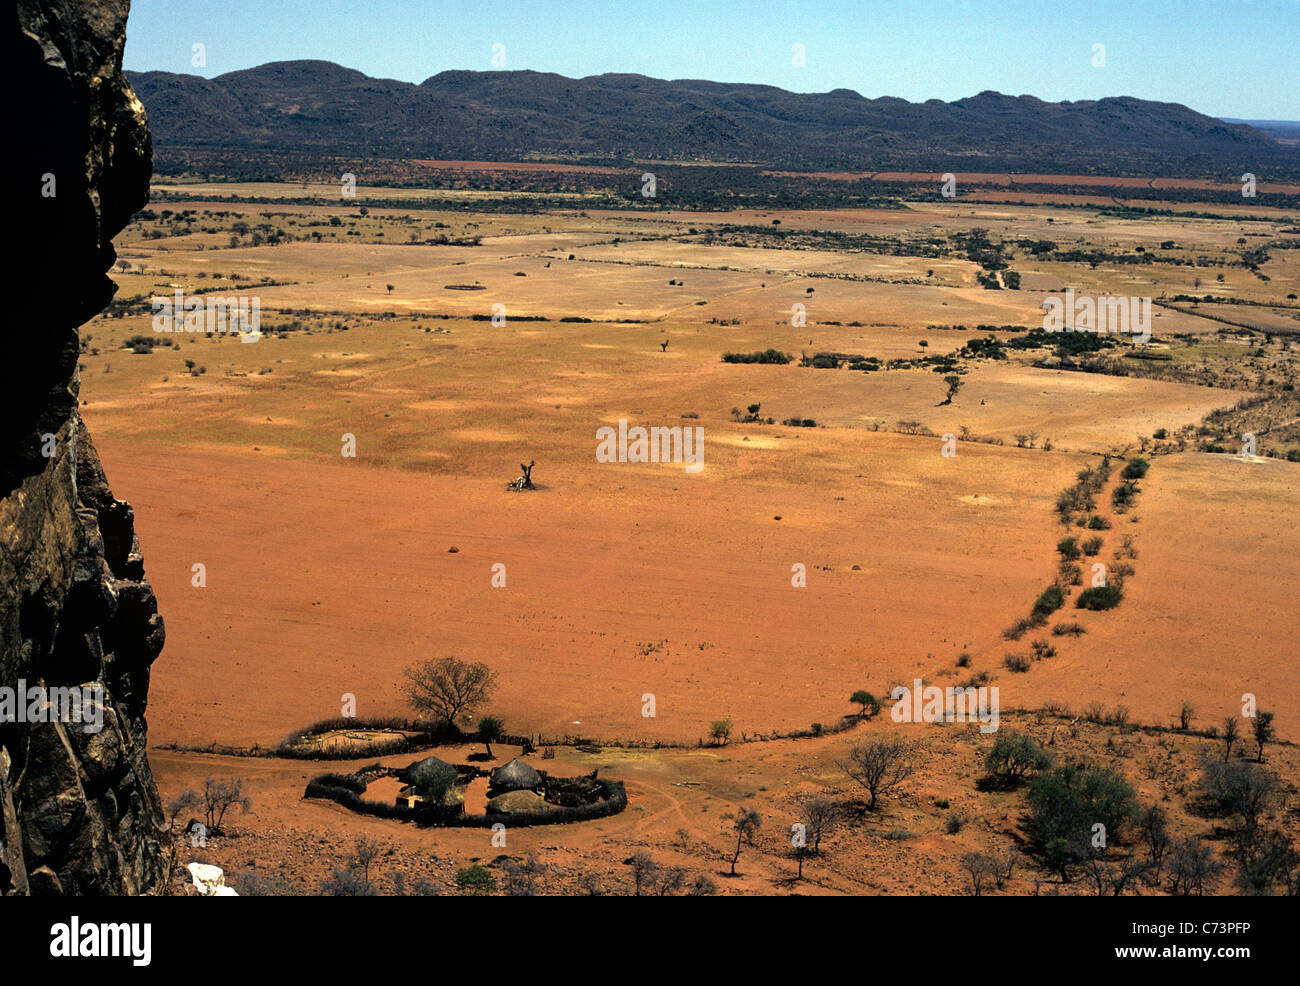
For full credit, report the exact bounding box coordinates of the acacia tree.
[1252,710,1275,762]
[940,374,963,406]
[709,719,733,746]
[983,732,1053,787]
[404,657,497,729]
[477,714,505,759]
[838,737,917,809]
[728,806,762,876]
[850,690,878,718]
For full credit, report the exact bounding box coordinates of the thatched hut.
[398,756,459,807]
[489,758,541,795]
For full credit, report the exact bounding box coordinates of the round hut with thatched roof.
[398,755,462,810]
[488,758,541,797]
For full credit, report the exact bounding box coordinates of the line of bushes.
[721,348,792,364]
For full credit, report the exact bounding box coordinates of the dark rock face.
[2,0,167,895]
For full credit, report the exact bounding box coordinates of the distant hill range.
[128,60,1299,177]
[1221,119,1300,146]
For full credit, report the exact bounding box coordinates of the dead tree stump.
[507,460,536,492]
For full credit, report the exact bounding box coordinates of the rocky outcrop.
[2,0,167,894]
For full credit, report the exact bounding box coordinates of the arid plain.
[78,172,1300,894]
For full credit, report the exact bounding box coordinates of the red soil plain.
[81,179,1300,895]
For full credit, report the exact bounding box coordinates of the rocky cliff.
[2,0,167,895]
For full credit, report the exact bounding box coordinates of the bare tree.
[389,872,441,896]
[1086,853,1153,897]
[321,867,375,896]
[1236,827,1299,895]
[961,852,999,896]
[630,849,656,896]
[791,797,836,880]
[650,865,686,896]
[689,873,717,896]
[1221,715,1239,761]
[165,789,200,833]
[200,776,251,834]
[351,835,382,890]
[793,840,811,880]
[804,796,840,855]
[502,854,543,896]
[404,657,497,728]
[838,737,917,808]
[1109,857,1155,896]
[996,848,1021,890]
[728,806,762,876]
[1137,803,1172,884]
[1167,838,1223,896]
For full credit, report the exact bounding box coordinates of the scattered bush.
[455,864,497,895]
[722,349,792,364]
[984,732,1053,786]
[1004,652,1032,673]
[1052,621,1086,636]
[1032,585,1065,618]
[1057,561,1082,586]
[1029,639,1057,660]
[1076,585,1123,610]
[1002,617,1034,641]
[1027,765,1139,880]
[1121,457,1149,480]
[1198,760,1277,831]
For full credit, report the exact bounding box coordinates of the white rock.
[187,862,231,896]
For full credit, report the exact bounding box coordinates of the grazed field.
[82,180,1300,895]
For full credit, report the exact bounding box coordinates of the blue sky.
[124,0,1299,119]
